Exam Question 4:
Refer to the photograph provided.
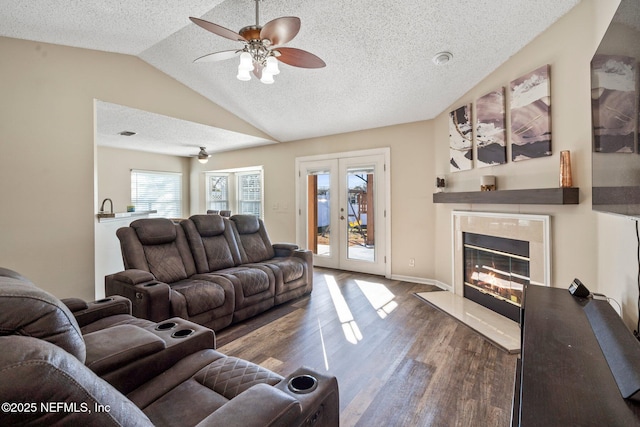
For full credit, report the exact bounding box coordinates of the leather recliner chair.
[0,268,339,426]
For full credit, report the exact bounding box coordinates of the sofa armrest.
[71,295,132,328]
[276,367,339,427]
[61,297,89,312]
[105,271,171,322]
[195,383,302,427]
[273,243,299,257]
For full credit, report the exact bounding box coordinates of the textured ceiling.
[0,0,582,156]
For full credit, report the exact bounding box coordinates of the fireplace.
[451,211,550,325]
[463,233,530,322]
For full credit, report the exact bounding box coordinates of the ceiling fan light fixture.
[190,0,325,85]
[432,51,453,65]
[197,147,211,164]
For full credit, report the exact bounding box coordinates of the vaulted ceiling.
[0,0,581,156]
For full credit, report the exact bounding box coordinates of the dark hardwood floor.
[217,268,518,427]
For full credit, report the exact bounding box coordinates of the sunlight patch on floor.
[325,274,363,344]
[317,318,330,370]
[355,279,398,318]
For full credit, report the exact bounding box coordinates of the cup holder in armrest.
[155,322,178,331]
[171,328,195,338]
[143,282,159,287]
[288,375,318,394]
[94,297,114,304]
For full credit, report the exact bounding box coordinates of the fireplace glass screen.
[463,233,530,309]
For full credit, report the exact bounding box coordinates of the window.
[208,175,229,212]
[206,167,263,217]
[131,170,182,218]
[237,171,262,216]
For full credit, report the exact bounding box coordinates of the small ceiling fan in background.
[190,0,326,84]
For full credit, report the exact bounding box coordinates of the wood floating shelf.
[432,187,579,205]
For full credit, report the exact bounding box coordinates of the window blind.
[131,170,182,218]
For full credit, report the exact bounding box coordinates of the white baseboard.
[390,274,453,292]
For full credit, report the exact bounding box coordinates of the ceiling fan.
[190,0,325,84]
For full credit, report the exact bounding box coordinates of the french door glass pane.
[308,172,331,256]
[346,167,374,262]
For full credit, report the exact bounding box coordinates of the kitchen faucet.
[100,198,113,214]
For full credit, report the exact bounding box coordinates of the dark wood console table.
[513,284,640,426]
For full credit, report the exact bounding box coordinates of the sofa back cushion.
[117,218,197,284]
[181,215,241,273]
[0,268,86,363]
[230,215,275,263]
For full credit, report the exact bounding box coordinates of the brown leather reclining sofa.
[0,268,339,426]
[106,214,312,331]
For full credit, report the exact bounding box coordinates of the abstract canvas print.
[591,54,636,153]
[510,65,552,161]
[449,104,473,172]
[475,88,507,167]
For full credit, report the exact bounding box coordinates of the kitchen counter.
[96,210,157,222]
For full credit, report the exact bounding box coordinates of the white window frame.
[131,169,182,218]
[205,166,264,218]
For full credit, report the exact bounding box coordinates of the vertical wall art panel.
[510,65,552,161]
[591,55,636,153]
[475,88,507,167]
[449,104,473,172]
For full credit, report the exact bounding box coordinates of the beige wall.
[0,36,270,301]
[191,120,436,281]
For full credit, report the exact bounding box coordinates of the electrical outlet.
[409,258,415,267]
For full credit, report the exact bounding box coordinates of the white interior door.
[297,150,388,276]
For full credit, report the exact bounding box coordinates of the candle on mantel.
[481,175,496,191]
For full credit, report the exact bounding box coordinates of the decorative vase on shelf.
[559,150,573,188]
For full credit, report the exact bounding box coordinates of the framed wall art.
[449,103,473,172]
[475,88,507,167]
[510,65,552,161]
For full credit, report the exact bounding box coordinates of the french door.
[297,150,389,276]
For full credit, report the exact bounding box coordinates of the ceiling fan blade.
[194,50,240,63]
[189,17,246,42]
[275,47,326,69]
[260,17,301,46]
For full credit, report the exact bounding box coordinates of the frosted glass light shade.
[266,56,280,75]
[239,52,254,71]
[260,70,275,84]
[237,67,251,81]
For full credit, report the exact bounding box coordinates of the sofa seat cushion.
[213,268,271,298]
[171,280,227,317]
[84,325,165,375]
[265,257,305,283]
[142,378,230,427]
